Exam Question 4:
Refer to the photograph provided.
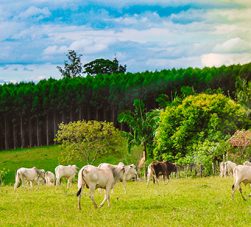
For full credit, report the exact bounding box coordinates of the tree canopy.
[57,50,83,78]
[154,93,250,162]
[84,58,126,76]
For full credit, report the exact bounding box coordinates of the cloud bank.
[0,0,250,82]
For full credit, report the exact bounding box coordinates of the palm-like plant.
[118,99,160,177]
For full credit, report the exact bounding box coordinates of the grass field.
[1,177,251,226]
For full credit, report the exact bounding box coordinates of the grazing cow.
[14,167,45,190]
[98,162,138,193]
[232,165,251,200]
[147,161,177,185]
[225,161,237,176]
[55,165,78,188]
[76,164,125,209]
[243,161,251,166]
[45,171,56,186]
[220,161,227,177]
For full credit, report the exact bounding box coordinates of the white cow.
[98,162,138,193]
[55,165,78,188]
[243,161,251,166]
[225,161,237,176]
[76,164,125,209]
[14,167,45,190]
[232,165,251,200]
[45,171,55,186]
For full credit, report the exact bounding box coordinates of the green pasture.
[0,177,251,226]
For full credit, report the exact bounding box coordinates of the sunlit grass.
[1,177,251,226]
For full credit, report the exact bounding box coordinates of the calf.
[55,165,78,188]
[14,167,45,190]
[147,161,177,185]
[232,165,251,200]
[76,164,125,209]
[45,171,56,186]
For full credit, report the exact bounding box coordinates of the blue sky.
[0,0,251,83]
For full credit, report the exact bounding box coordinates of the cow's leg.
[14,174,21,190]
[99,188,110,208]
[232,182,238,199]
[239,186,246,201]
[67,178,70,189]
[89,187,98,209]
[146,172,151,185]
[56,176,60,186]
[30,181,33,188]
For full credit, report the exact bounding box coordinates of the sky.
[0,0,251,83]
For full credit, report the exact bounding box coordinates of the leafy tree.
[84,58,126,76]
[55,120,122,164]
[154,93,250,162]
[236,77,251,115]
[57,50,83,78]
[118,99,160,176]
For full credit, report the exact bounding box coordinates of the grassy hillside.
[0,144,142,185]
[0,177,250,226]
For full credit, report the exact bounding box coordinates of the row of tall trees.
[0,63,250,150]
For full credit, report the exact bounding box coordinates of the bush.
[154,93,249,161]
[55,120,123,164]
[0,168,9,185]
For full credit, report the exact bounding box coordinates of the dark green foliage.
[0,63,250,150]
[118,99,160,157]
[154,94,250,167]
[84,58,126,76]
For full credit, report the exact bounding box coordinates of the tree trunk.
[36,116,40,146]
[53,111,57,139]
[20,115,25,148]
[46,113,49,146]
[13,120,17,149]
[87,106,91,120]
[78,106,82,120]
[4,115,9,150]
[96,108,99,121]
[28,117,32,147]
[70,110,73,122]
[112,106,116,125]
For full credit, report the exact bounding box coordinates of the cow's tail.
[77,167,87,210]
[77,167,85,196]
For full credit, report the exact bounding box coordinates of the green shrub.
[154,93,249,161]
[55,120,123,164]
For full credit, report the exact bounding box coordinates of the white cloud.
[201,53,251,67]
[16,6,51,20]
[213,37,251,53]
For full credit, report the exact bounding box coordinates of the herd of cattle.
[219,160,251,200]
[13,160,251,209]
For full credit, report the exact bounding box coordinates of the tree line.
[0,63,250,150]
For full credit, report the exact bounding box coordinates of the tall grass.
[0,177,251,226]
